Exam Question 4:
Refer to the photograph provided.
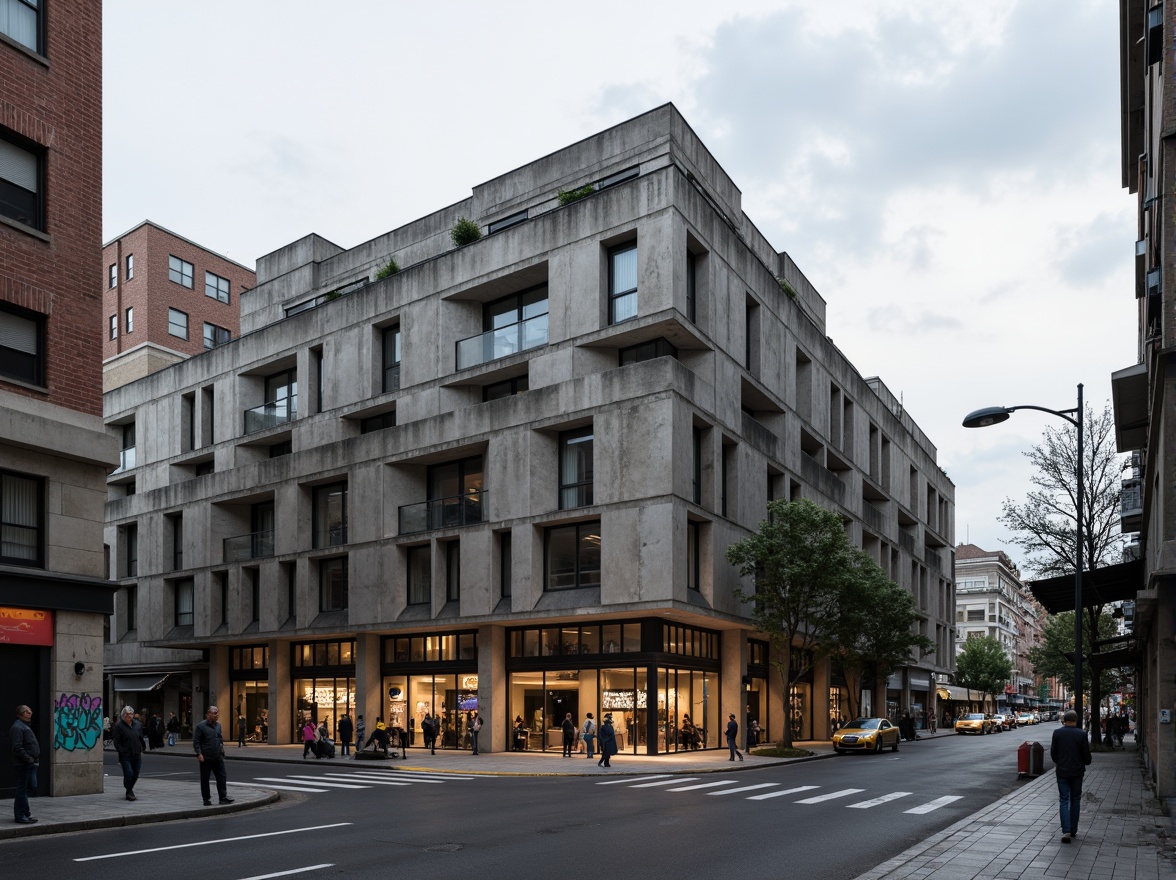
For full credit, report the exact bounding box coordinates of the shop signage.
[0,607,53,646]
[461,675,478,689]
[303,686,355,705]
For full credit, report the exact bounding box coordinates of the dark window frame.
[125,306,134,334]
[205,270,231,303]
[608,242,638,325]
[203,321,230,349]
[558,427,594,510]
[0,129,45,231]
[0,468,44,567]
[174,578,194,627]
[543,521,602,591]
[382,324,401,393]
[168,307,189,340]
[407,545,431,605]
[126,253,134,279]
[619,337,677,366]
[0,298,46,386]
[108,264,117,289]
[168,255,194,289]
[312,481,348,549]
[319,556,348,612]
[483,374,528,401]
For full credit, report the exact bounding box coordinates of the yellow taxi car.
[955,713,995,735]
[832,717,900,754]
[1016,713,1036,726]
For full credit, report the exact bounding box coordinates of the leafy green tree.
[998,402,1124,740]
[726,499,852,747]
[1027,610,1118,700]
[829,558,935,721]
[954,636,1013,711]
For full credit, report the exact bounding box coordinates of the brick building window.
[126,254,134,279]
[168,255,194,289]
[108,314,117,340]
[168,308,188,340]
[0,133,44,231]
[108,264,117,289]
[0,301,45,385]
[205,271,230,303]
[0,0,42,53]
[125,307,134,334]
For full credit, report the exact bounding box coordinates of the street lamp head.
[962,406,1012,429]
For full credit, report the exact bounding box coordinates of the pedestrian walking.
[338,712,353,757]
[561,712,576,757]
[422,714,437,754]
[1050,709,1092,843]
[471,714,483,755]
[237,714,247,747]
[111,706,143,801]
[581,713,597,759]
[9,704,39,824]
[193,706,233,806]
[302,720,317,758]
[726,713,743,761]
[166,712,180,746]
[749,719,761,748]
[355,715,365,753]
[596,713,617,767]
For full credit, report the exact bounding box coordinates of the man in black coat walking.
[193,706,234,806]
[1050,709,1092,843]
[111,706,143,801]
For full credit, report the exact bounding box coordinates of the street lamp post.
[962,383,1084,723]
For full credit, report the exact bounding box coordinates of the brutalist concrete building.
[103,105,955,753]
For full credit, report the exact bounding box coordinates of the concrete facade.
[104,105,954,753]
[1113,0,1176,799]
[0,1,118,799]
[102,221,255,392]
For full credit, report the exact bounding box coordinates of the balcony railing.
[313,525,348,549]
[456,314,548,370]
[399,491,486,535]
[243,395,298,435]
[112,447,136,473]
[224,529,275,563]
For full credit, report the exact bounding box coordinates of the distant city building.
[953,544,1051,713]
[102,221,255,392]
[103,105,955,752]
[0,2,115,798]
[1113,0,1174,799]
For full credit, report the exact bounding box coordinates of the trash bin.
[1017,740,1044,777]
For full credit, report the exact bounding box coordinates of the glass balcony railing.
[456,314,548,370]
[313,525,349,549]
[243,395,298,435]
[223,529,275,563]
[399,491,486,535]
[113,447,136,473]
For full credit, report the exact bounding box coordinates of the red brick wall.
[102,223,255,362]
[0,2,104,416]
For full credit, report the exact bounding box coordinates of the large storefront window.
[292,639,355,743]
[230,644,269,742]
[658,668,717,751]
[380,631,477,749]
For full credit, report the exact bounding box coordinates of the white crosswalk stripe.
[666,780,741,792]
[596,775,671,786]
[904,795,963,814]
[794,788,865,803]
[707,783,781,796]
[240,768,480,796]
[847,791,912,809]
[630,778,699,788]
[228,781,331,793]
[258,777,370,789]
[746,785,819,801]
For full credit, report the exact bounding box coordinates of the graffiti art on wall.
[55,692,103,751]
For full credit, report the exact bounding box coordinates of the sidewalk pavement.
[4,729,1172,880]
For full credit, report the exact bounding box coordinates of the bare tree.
[998,401,1124,743]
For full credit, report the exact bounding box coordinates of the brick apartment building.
[103,221,255,392]
[0,1,117,799]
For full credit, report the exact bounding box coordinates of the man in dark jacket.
[338,713,353,757]
[193,706,233,806]
[111,706,143,801]
[9,704,39,824]
[561,712,576,758]
[1050,709,1092,843]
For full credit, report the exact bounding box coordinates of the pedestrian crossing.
[228,767,482,795]
[596,775,963,813]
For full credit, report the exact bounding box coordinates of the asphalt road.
[4,723,1060,880]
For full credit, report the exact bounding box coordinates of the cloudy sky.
[103,0,1137,568]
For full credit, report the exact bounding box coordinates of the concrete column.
[721,629,746,740]
[481,624,504,752]
[270,640,290,744]
[812,657,830,741]
[355,633,381,741]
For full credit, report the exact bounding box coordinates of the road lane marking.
[256,777,370,789]
[904,795,963,814]
[746,785,820,801]
[707,783,780,796]
[630,777,698,788]
[74,823,353,861]
[795,788,865,803]
[847,792,913,808]
[320,775,411,786]
[596,775,671,785]
[666,780,741,792]
[228,782,330,793]
[238,866,333,880]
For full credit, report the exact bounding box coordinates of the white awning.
[113,673,170,692]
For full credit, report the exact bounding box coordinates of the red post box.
[1017,740,1044,777]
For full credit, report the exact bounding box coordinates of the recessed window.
[360,411,396,434]
[499,531,512,599]
[456,285,548,370]
[205,271,230,303]
[597,166,639,191]
[687,522,700,591]
[545,521,601,590]
[170,512,183,570]
[126,254,134,279]
[174,578,194,627]
[483,374,528,401]
[686,250,697,323]
[446,541,460,603]
[125,307,134,334]
[168,255,194,288]
[0,301,45,385]
[619,337,677,366]
[407,546,431,605]
[168,307,189,339]
[313,482,348,548]
[382,325,401,393]
[125,586,137,632]
[319,557,348,612]
[203,322,230,349]
[108,264,117,289]
[108,314,117,340]
[608,243,637,324]
[124,523,138,578]
[0,469,43,567]
[559,427,593,509]
[0,133,44,231]
[0,0,42,53]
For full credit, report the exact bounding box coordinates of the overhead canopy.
[1111,362,1148,452]
[1028,560,1143,614]
[112,673,170,692]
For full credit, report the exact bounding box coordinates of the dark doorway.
[0,645,49,799]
